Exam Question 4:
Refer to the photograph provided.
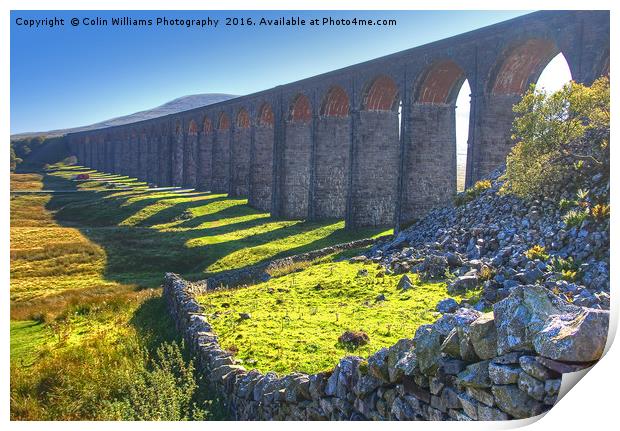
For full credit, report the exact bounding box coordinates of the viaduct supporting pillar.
[346,110,400,228]
[249,113,274,212]
[279,99,312,219]
[212,120,231,193]
[230,118,251,197]
[198,125,214,191]
[312,115,350,220]
[158,132,172,186]
[399,103,457,226]
[171,127,184,186]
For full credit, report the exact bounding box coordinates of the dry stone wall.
[163,271,608,421]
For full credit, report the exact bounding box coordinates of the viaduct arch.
[66,10,609,231]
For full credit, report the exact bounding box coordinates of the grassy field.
[9,165,389,419]
[198,259,479,375]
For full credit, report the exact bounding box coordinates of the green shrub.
[525,245,549,261]
[563,209,588,228]
[102,341,210,421]
[454,180,492,206]
[503,77,609,198]
[591,203,610,221]
[558,198,575,211]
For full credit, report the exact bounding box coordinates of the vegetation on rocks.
[503,76,609,199]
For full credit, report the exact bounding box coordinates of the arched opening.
[455,80,471,192]
[218,112,231,130]
[534,52,572,93]
[203,117,213,134]
[470,39,571,185]
[348,74,400,228]
[258,103,274,127]
[492,39,560,95]
[188,120,198,136]
[251,103,275,212]
[313,86,351,219]
[236,108,251,129]
[289,94,312,123]
[320,86,349,118]
[363,74,399,112]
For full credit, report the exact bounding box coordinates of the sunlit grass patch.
[198,260,479,375]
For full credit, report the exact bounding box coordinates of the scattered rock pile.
[367,166,609,311]
[163,165,609,421]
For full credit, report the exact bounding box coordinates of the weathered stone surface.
[436,298,459,314]
[387,339,415,382]
[518,371,545,401]
[488,362,521,385]
[466,387,494,407]
[367,347,389,382]
[477,404,510,421]
[456,361,491,388]
[493,285,578,354]
[414,325,442,375]
[394,351,418,377]
[535,356,595,374]
[491,385,545,419]
[448,275,479,293]
[469,312,498,360]
[533,308,609,362]
[439,357,466,375]
[518,355,558,380]
[397,274,414,290]
[440,328,461,358]
[457,392,479,420]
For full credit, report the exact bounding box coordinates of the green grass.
[10,164,390,420]
[198,259,480,375]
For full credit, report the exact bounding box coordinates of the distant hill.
[11,93,238,139]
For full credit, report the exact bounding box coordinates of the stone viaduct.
[66,10,609,230]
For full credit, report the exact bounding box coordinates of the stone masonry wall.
[249,125,274,212]
[313,116,351,219]
[212,129,231,193]
[163,270,608,421]
[280,122,311,219]
[230,127,251,197]
[400,104,457,225]
[348,111,400,227]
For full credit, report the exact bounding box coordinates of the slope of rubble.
[369,165,610,312]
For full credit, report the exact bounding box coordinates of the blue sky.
[10,10,536,134]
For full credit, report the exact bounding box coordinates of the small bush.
[503,77,609,198]
[454,180,492,206]
[591,203,610,221]
[563,209,588,228]
[547,256,578,273]
[478,265,496,282]
[525,245,549,261]
[561,269,580,282]
[558,198,575,211]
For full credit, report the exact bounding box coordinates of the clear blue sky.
[10,10,531,134]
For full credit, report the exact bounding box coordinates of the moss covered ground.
[198,259,480,375]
